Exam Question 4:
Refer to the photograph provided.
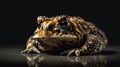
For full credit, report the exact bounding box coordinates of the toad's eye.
[58,21,69,30]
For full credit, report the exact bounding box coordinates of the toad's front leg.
[21,36,41,54]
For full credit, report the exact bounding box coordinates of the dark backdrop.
[0,0,120,47]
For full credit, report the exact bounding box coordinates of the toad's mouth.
[32,34,77,41]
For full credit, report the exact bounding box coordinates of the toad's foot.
[60,48,83,56]
[21,46,40,54]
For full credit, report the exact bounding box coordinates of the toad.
[21,15,108,56]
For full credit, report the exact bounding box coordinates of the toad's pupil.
[59,21,68,29]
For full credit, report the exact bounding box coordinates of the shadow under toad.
[21,53,107,67]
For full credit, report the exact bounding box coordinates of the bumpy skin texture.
[21,15,108,56]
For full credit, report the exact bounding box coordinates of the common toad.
[21,15,108,56]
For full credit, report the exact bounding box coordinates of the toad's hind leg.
[21,36,40,54]
[83,28,108,54]
[61,28,107,56]
[81,34,107,55]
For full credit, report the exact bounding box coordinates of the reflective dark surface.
[0,45,120,67]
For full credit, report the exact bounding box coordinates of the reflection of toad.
[21,15,108,56]
[21,54,107,67]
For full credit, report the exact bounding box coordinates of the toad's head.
[32,15,85,44]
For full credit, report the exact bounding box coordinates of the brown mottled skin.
[21,15,108,56]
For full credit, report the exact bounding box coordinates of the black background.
[0,0,120,47]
